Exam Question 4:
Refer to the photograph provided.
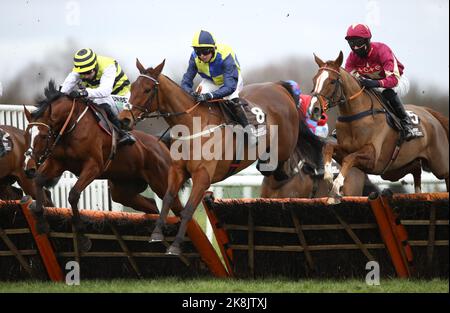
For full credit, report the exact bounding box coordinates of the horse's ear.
[154,59,165,76]
[335,51,344,67]
[24,105,32,122]
[313,53,325,67]
[136,58,146,74]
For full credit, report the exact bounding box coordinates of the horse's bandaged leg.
[324,161,334,184]
[331,172,345,196]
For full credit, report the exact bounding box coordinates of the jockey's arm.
[377,46,401,89]
[86,64,115,98]
[181,55,198,94]
[60,72,81,93]
[211,56,238,99]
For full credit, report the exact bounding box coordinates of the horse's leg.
[31,162,64,234]
[323,142,337,185]
[342,167,366,196]
[150,166,187,242]
[166,167,210,256]
[16,171,54,206]
[328,145,375,203]
[109,181,159,213]
[67,160,102,252]
[412,163,422,193]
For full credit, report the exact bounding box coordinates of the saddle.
[366,90,424,138]
[87,104,114,136]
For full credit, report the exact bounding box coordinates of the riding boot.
[382,89,416,141]
[229,99,249,128]
[102,104,136,146]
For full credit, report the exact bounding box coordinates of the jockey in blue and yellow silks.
[181,30,248,127]
[60,48,135,146]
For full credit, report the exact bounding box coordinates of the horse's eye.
[144,88,151,93]
[330,80,336,85]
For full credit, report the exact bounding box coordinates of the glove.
[194,92,213,102]
[69,89,88,98]
[359,78,380,89]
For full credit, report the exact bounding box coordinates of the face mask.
[352,45,369,57]
[348,38,370,57]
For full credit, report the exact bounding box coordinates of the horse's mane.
[32,80,65,119]
[160,73,193,98]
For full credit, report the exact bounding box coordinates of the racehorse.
[309,102,425,194]
[119,59,324,255]
[0,125,53,204]
[23,81,183,251]
[311,52,449,202]
[260,145,379,198]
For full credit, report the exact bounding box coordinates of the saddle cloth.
[220,99,267,137]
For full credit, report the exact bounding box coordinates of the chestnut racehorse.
[312,52,448,202]
[23,81,183,251]
[119,59,324,255]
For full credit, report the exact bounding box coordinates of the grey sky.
[1,0,449,92]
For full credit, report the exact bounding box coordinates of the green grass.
[0,278,447,293]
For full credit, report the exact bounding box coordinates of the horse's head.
[23,80,74,178]
[311,51,348,112]
[119,58,165,130]
[309,95,324,121]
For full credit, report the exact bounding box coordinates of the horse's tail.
[424,107,449,141]
[278,81,325,167]
[296,110,326,168]
[278,80,300,106]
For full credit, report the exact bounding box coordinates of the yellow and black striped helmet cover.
[73,48,97,73]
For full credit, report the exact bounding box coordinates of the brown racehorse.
[119,59,324,255]
[0,125,53,204]
[23,81,183,251]
[260,145,379,198]
[312,52,449,202]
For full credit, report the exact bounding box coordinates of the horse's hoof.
[166,244,181,256]
[78,234,92,252]
[149,232,164,243]
[326,195,342,205]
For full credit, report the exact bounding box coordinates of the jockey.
[60,48,135,146]
[344,23,416,141]
[181,30,248,127]
[285,80,329,138]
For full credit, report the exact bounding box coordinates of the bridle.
[25,98,85,166]
[124,73,205,127]
[312,66,365,112]
[123,74,160,125]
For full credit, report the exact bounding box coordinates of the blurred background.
[1,0,448,133]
